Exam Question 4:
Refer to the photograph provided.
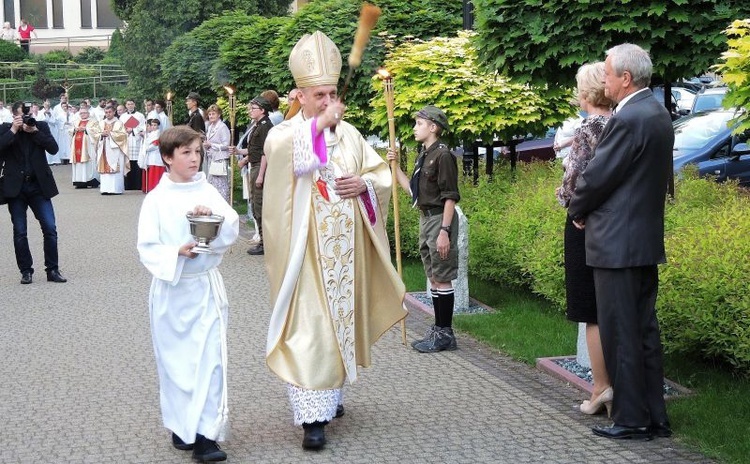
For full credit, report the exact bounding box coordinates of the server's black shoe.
[192,434,227,462]
[171,432,193,451]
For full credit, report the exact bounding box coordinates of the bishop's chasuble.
[264,112,407,391]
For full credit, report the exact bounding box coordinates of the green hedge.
[387,156,750,374]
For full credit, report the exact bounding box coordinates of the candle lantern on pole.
[377,67,407,345]
[224,85,237,205]
[166,92,173,126]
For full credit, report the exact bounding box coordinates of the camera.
[21,102,36,127]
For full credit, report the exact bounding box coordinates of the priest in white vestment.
[88,105,129,194]
[120,99,146,191]
[137,126,238,461]
[263,31,407,450]
[68,107,99,188]
[37,101,62,165]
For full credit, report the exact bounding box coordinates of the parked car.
[671,87,696,113]
[690,86,728,114]
[651,86,680,119]
[673,108,750,186]
[652,85,696,114]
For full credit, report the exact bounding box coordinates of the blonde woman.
[555,62,614,417]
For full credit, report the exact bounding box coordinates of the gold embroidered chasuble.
[88,118,129,174]
[264,113,407,390]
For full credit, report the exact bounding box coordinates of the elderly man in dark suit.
[0,101,66,284]
[568,43,673,441]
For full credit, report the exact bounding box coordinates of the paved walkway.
[0,166,712,463]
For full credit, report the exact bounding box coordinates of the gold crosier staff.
[223,85,237,207]
[378,69,407,346]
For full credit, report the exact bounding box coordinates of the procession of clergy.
[0,94,172,194]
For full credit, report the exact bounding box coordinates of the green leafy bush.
[369,32,576,149]
[41,49,75,64]
[388,160,750,374]
[0,40,26,61]
[75,46,106,64]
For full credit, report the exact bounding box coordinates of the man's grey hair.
[606,43,652,89]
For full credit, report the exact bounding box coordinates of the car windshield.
[692,91,726,113]
[673,111,735,156]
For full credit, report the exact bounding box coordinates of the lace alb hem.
[287,384,342,426]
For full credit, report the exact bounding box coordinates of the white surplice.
[37,109,62,164]
[137,172,239,443]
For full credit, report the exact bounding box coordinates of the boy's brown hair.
[159,125,202,168]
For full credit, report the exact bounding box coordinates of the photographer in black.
[0,101,66,284]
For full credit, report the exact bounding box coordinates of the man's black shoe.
[20,272,32,284]
[650,422,673,438]
[592,424,652,440]
[171,432,193,451]
[47,270,67,283]
[335,404,345,418]
[192,434,226,462]
[302,421,327,450]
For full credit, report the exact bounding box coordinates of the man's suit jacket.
[186,110,205,135]
[567,89,674,269]
[0,121,60,199]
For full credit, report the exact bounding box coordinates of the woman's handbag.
[209,159,228,176]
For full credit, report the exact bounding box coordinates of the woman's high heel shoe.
[579,387,613,417]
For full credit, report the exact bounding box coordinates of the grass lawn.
[400,258,749,464]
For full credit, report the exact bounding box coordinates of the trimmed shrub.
[387,158,750,374]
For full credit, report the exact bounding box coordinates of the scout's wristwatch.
[440,225,451,234]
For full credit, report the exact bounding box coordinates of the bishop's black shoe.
[302,421,327,450]
[20,272,32,284]
[335,404,345,418]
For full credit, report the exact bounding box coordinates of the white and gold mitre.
[289,31,342,88]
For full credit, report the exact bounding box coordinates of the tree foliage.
[110,0,138,21]
[118,0,289,99]
[472,0,750,87]
[716,19,750,134]
[369,31,576,147]
[214,15,292,104]
[161,12,258,106]
[262,0,462,131]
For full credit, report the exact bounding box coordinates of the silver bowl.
[186,213,224,254]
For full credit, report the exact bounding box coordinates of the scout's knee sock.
[430,288,440,326]
[434,288,455,328]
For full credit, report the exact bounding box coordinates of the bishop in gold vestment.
[263,31,406,450]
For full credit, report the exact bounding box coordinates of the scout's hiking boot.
[413,327,457,353]
[411,325,437,348]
